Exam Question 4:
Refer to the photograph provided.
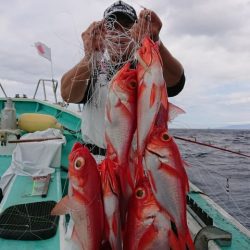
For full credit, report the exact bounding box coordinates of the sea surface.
[169,129,250,230]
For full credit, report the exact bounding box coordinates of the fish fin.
[71,227,78,242]
[147,170,157,193]
[155,104,168,128]
[138,81,147,98]
[160,163,190,198]
[185,231,195,250]
[135,156,145,185]
[118,165,129,197]
[105,136,117,160]
[168,229,181,250]
[159,163,180,178]
[51,195,70,215]
[138,224,158,250]
[168,102,185,122]
[103,216,110,241]
[161,85,168,110]
[114,99,122,108]
[106,102,112,124]
[71,227,84,249]
[119,102,133,118]
[136,52,148,70]
[160,163,189,193]
[107,159,120,196]
[112,213,119,237]
[126,165,135,191]
[150,83,157,107]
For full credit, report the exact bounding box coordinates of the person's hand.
[81,21,106,59]
[131,9,162,43]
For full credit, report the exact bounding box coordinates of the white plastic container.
[1,98,17,130]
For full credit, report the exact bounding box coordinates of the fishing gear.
[174,136,250,158]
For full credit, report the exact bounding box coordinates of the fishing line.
[202,159,249,221]
[53,11,84,52]
[181,141,250,226]
[174,136,250,158]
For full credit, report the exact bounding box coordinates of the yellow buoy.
[18,113,62,132]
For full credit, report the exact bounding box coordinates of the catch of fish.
[52,37,195,250]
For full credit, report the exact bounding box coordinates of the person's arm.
[61,58,91,103]
[61,21,105,103]
[159,42,184,88]
[131,9,185,96]
[159,41,185,96]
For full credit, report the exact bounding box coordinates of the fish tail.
[125,164,135,191]
[118,165,130,197]
[185,231,195,250]
[135,156,145,184]
[168,229,181,250]
[177,230,195,250]
[137,224,158,250]
[161,85,168,110]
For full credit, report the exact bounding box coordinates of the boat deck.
[0,171,62,250]
[188,183,250,249]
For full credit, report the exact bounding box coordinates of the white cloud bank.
[0,0,249,128]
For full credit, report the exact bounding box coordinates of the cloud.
[0,0,249,128]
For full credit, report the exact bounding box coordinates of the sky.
[0,0,250,128]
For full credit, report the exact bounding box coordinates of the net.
[0,201,59,240]
[65,10,154,149]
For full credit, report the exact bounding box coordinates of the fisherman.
[60,1,185,153]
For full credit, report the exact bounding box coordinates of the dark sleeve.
[78,77,96,104]
[167,72,185,97]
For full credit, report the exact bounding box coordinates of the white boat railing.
[0,83,8,98]
[33,79,58,103]
[0,79,83,113]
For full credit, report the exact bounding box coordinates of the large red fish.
[105,62,137,195]
[51,143,104,250]
[144,127,194,250]
[123,177,180,250]
[105,62,137,166]
[136,36,168,179]
[99,158,122,250]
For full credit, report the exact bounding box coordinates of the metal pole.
[50,57,54,81]
[52,80,58,103]
[0,83,8,98]
[33,80,41,99]
[42,80,47,101]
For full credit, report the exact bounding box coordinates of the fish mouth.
[70,176,84,194]
[71,183,84,194]
[146,146,164,158]
[146,147,170,165]
[143,215,155,225]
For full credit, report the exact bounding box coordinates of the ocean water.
[170,129,250,230]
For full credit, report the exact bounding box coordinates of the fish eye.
[162,133,170,141]
[129,81,136,88]
[136,188,145,199]
[74,157,85,169]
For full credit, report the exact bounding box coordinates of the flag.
[34,42,51,61]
